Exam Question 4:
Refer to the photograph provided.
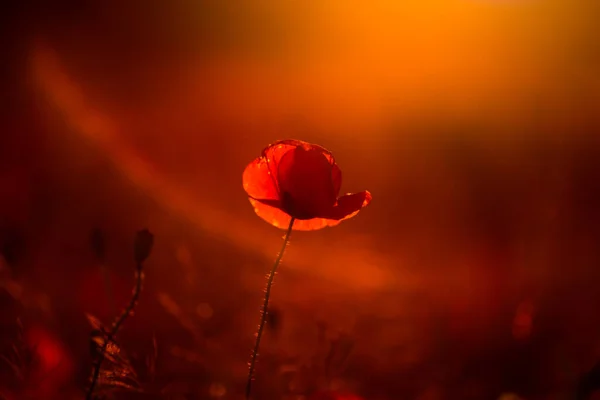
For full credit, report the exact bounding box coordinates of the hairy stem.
[86,263,144,400]
[111,264,144,335]
[245,217,295,399]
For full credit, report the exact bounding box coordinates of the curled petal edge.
[248,190,371,231]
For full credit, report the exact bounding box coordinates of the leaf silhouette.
[86,313,141,396]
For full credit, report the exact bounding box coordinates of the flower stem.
[245,217,295,399]
[86,263,145,400]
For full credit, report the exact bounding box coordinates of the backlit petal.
[249,198,342,231]
[261,139,338,188]
[298,143,341,195]
[242,156,280,201]
[277,145,337,219]
[290,142,340,193]
[306,146,342,196]
[244,139,316,202]
[320,191,372,221]
[262,140,305,184]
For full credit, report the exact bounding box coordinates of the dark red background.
[2,1,600,399]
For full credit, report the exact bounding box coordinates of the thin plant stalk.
[86,263,145,400]
[245,217,295,399]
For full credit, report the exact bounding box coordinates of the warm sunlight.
[2,0,600,398]
[29,44,396,293]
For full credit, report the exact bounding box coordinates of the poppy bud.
[89,228,106,263]
[134,229,154,265]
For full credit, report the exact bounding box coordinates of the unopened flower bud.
[90,228,106,263]
[134,229,154,265]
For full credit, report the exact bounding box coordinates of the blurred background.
[1,0,600,398]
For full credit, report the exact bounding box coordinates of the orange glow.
[28,45,394,291]
[29,46,275,255]
[5,0,600,398]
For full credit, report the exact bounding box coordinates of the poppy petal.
[242,156,280,201]
[244,139,319,202]
[262,140,305,187]
[277,145,337,219]
[249,198,342,231]
[308,148,342,196]
[253,139,342,199]
[321,190,372,221]
[281,140,342,196]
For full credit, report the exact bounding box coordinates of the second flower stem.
[245,217,295,399]
[87,264,145,400]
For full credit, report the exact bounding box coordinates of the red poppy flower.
[243,139,371,230]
